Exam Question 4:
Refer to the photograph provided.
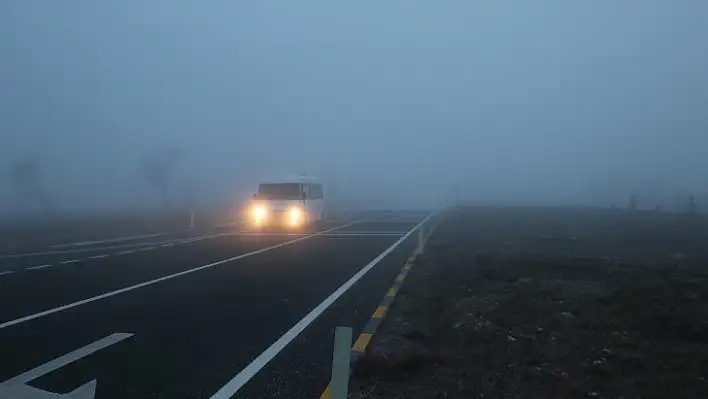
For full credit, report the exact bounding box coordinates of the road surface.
[0,210,439,398]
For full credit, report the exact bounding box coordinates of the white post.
[418,224,425,254]
[331,326,353,399]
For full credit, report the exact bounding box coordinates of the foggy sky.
[1,1,707,213]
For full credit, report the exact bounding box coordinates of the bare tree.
[688,195,697,215]
[9,158,52,215]
[628,193,639,211]
[141,148,183,208]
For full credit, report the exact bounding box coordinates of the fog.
[1,1,707,215]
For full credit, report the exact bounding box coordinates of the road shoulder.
[349,207,708,398]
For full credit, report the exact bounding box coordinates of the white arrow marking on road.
[0,333,133,398]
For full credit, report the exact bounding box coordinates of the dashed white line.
[0,271,14,276]
[50,232,170,248]
[161,243,173,248]
[60,259,80,264]
[27,264,53,271]
[0,232,235,259]
[116,250,135,255]
[89,254,110,260]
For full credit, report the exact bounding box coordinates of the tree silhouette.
[9,158,52,215]
[141,148,183,208]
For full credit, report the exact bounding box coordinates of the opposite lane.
[0,221,354,326]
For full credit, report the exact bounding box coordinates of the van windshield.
[257,183,302,199]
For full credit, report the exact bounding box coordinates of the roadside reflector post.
[331,326,353,399]
[418,224,425,254]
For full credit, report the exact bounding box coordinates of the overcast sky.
[1,1,707,212]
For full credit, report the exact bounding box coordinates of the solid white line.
[89,254,110,260]
[0,271,15,276]
[0,222,357,330]
[0,333,133,386]
[234,232,303,237]
[27,264,53,270]
[232,232,405,238]
[320,233,404,237]
[327,231,408,235]
[209,212,438,399]
[60,259,80,264]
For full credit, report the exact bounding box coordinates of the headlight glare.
[252,205,267,219]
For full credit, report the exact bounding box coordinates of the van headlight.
[252,205,267,220]
[288,206,302,219]
[288,206,304,225]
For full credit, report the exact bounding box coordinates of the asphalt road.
[0,210,438,398]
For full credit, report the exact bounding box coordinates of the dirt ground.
[349,206,708,398]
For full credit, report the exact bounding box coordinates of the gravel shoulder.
[349,206,708,398]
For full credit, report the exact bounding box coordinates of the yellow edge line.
[319,383,331,399]
[318,241,431,398]
[351,332,373,353]
[372,305,388,319]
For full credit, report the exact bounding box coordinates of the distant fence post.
[418,224,425,254]
[330,326,353,399]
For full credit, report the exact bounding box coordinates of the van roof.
[259,175,321,184]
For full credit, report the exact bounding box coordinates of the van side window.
[309,184,323,199]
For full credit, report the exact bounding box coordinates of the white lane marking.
[0,332,133,397]
[233,232,404,238]
[0,222,358,330]
[327,231,408,235]
[234,232,303,236]
[231,230,404,237]
[27,264,53,271]
[320,233,404,237]
[89,254,110,260]
[116,250,134,255]
[161,243,173,248]
[209,211,438,398]
[0,271,15,276]
[50,232,171,248]
[0,233,234,259]
[61,259,80,264]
